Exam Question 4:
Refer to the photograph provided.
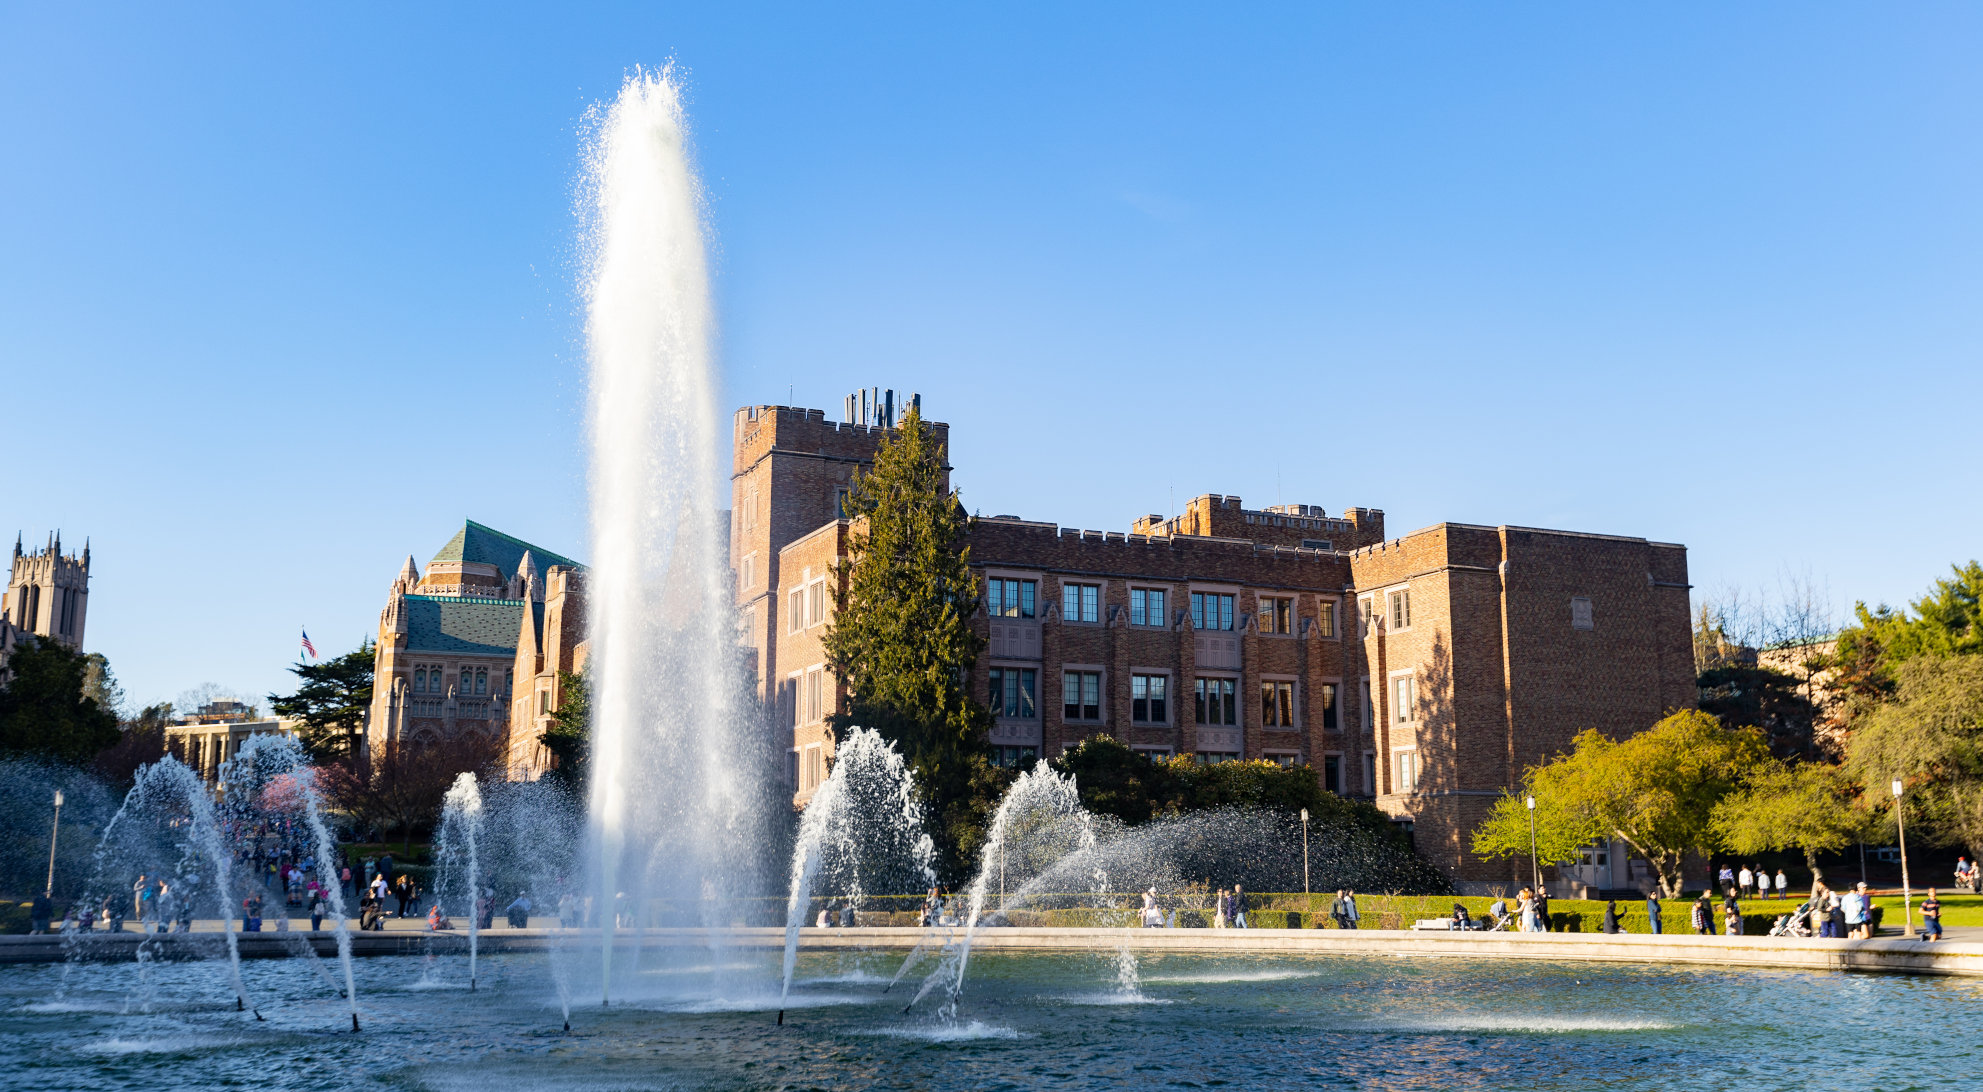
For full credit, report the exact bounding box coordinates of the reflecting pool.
[2,947,1976,1091]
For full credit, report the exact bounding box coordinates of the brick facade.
[729,401,1697,886]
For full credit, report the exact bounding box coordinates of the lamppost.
[1299,808,1310,900]
[1893,778,1914,937]
[1525,795,1540,893]
[44,789,63,899]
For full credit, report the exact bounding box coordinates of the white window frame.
[1393,747,1419,793]
[808,579,828,628]
[1358,595,1375,638]
[1390,670,1416,726]
[1387,587,1412,632]
[787,586,805,633]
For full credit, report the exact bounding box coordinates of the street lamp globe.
[1892,779,1904,798]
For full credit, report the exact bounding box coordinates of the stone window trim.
[1385,585,1412,633]
[983,570,1043,619]
[1392,746,1420,794]
[1314,597,1341,640]
[1315,677,1342,731]
[1193,673,1241,727]
[1256,594,1296,637]
[1321,751,1345,794]
[1060,666,1105,724]
[1059,579,1105,625]
[1358,595,1376,639]
[1130,669,1171,725]
[1263,750,1302,767]
[1388,668,1418,726]
[1571,595,1595,631]
[1127,585,1172,628]
[1259,674,1299,730]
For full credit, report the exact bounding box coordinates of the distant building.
[0,532,91,683]
[365,521,583,760]
[729,396,1697,890]
[164,700,298,780]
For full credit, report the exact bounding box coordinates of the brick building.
[728,397,1696,887]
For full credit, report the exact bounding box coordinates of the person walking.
[1645,892,1662,935]
[1602,900,1621,934]
[1519,888,1537,933]
[1141,887,1163,928]
[1738,866,1754,899]
[1330,889,1351,930]
[1841,885,1867,939]
[1232,885,1250,929]
[1718,864,1736,896]
[1774,869,1789,900]
[1921,888,1943,942]
[506,893,532,929]
[310,891,326,932]
[1535,887,1552,932]
[29,892,51,935]
[1692,891,1714,936]
[1344,890,1360,930]
[1214,887,1230,929]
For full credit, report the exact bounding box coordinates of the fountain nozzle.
[776,1010,784,1026]
[563,1019,571,1032]
[352,1012,361,1032]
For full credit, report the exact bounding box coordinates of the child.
[1921,888,1943,942]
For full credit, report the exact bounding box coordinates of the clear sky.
[3,4,1977,710]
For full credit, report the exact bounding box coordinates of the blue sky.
[3,4,1977,709]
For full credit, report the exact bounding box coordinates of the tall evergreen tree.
[539,668,591,791]
[823,404,995,874]
[0,637,121,764]
[269,640,375,762]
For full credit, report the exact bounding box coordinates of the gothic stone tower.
[5,532,90,649]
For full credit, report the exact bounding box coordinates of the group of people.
[1717,864,1791,899]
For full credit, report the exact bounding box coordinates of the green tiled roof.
[403,595,526,656]
[431,520,583,575]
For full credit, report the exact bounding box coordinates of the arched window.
[460,668,472,693]
[414,668,426,693]
[504,669,514,695]
[475,668,488,695]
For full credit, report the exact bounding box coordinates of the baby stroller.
[1768,901,1815,938]
[1484,899,1513,931]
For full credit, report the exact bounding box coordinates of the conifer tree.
[823,404,994,872]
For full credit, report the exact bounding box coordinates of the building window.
[834,488,850,519]
[459,668,472,693]
[504,669,513,694]
[788,587,805,632]
[1196,751,1241,764]
[1301,538,1333,551]
[1195,677,1237,725]
[785,673,801,728]
[1395,749,1419,792]
[1266,752,1299,767]
[987,578,1036,618]
[1191,592,1235,631]
[1317,600,1337,639]
[1315,683,1338,730]
[475,668,488,695]
[1388,588,1411,631]
[990,667,1037,718]
[1360,678,1372,731]
[1257,596,1292,635]
[740,553,755,591]
[787,749,799,789]
[1261,680,1295,727]
[991,745,1038,768]
[808,580,827,628]
[1359,596,1375,637]
[1323,754,1342,794]
[1129,587,1167,627]
[804,667,826,724]
[1572,596,1594,630]
[803,744,824,791]
[1363,751,1376,794]
[537,687,549,716]
[415,668,427,694]
[1062,582,1100,624]
[1131,674,1168,723]
[1063,670,1102,721]
[1392,674,1416,725]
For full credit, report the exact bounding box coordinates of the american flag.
[300,629,318,660]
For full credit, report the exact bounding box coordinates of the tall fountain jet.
[581,66,766,1004]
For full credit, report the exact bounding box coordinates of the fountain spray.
[439,773,484,991]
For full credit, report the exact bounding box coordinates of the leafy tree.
[1828,561,1983,697]
[80,653,125,719]
[322,735,495,850]
[539,668,591,791]
[823,403,991,877]
[1471,710,1770,896]
[93,702,173,792]
[268,640,375,762]
[1697,664,1820,760]
[1842,655,1983,860]
[0,637,120,764]
[1711,759,1865,873]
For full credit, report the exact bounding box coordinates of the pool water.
[1,944,1977,1090]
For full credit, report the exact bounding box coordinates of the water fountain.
[436,772,485,991]
[580,64,777,1008]
[778,727,935,1018]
